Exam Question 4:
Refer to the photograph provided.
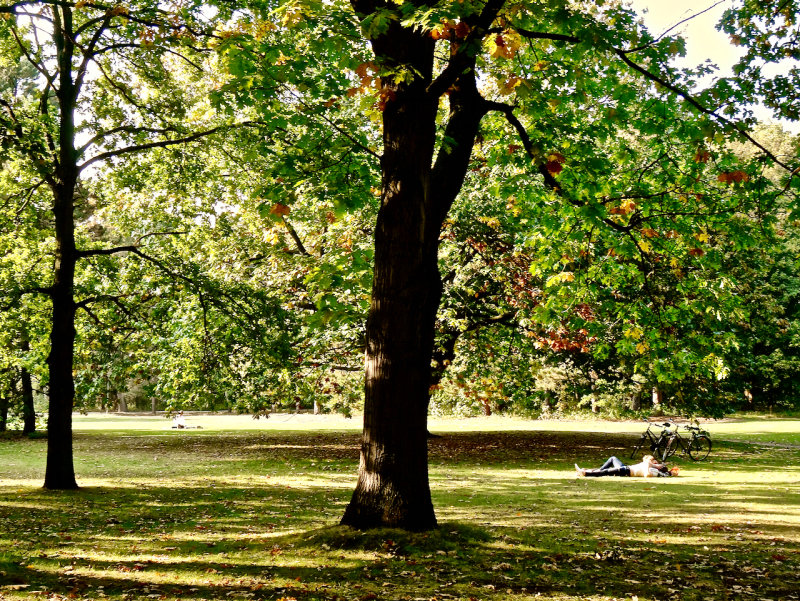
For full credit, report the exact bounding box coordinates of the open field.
[1,414,799,601]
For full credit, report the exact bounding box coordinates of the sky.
[629,0,742,73]
[629,0,798,131]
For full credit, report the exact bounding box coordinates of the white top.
[628,459,661,477]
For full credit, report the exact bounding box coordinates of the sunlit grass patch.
[1,415,799,600]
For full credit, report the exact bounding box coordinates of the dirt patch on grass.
[72,429,640,467]
[429,430,633,463]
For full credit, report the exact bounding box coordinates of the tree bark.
[21,367,35,434]
[20,334,36,434]
[341,8,493,529]
[44,6,79,490]
[651,387,663,414]
[44,178,79,488]
[0,371,9,431]
[341,24,440,531]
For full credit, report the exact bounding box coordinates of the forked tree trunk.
[340,6,494,527]
[341,29,440,531]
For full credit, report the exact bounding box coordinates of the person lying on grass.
[575,455,679,478]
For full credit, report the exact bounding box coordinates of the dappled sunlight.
[3,420,800,601]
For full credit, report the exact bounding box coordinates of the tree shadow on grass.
[1,429,799,600]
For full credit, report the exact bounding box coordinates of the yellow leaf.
[624,327,643,340]
[504,31,522,55]
[545,271,574,287]
[281,7,303,28]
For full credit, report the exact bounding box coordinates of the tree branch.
[78,124,231,172]
[485,100,641,239]
[90,58,149,112]
[621,1,727,54]
[515,29,580,44]
[7,18,58,93]
[92,43,207,71]
[75,293,137,325]
[76,231,188,258]
[426,0,507,99]
[77,125,185,156]
[612,49,796,173]
[74,13,113,95]
[280,86,381,160]
[0,286,53,311]
[281,216,311,256]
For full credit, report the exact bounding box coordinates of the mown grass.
[1,414,799,601]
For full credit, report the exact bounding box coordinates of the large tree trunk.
[44,6,79,490]
[341,27,440,531]
[341,6,493,528]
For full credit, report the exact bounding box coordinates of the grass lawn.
[1,413,799,601]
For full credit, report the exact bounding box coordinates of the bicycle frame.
[662,423,712,462]
[631,421,672,459]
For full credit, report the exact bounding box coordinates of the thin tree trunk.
[21,368,35,434]
[652,387,663,414]
[0,371,8,431]
[20,334,36,434]
[44,5,79,490]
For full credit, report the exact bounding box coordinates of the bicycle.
[660,422,712,462]
[630,420,673,460]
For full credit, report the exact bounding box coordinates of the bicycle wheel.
[662,436,678,461]
[631,435,646,459]
[688,435,712,461]
[654,436,670,462]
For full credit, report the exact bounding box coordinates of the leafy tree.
[714,126,800,411]
[210,0,797,530]
[0,0,231,488]
[719,0,800,123]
